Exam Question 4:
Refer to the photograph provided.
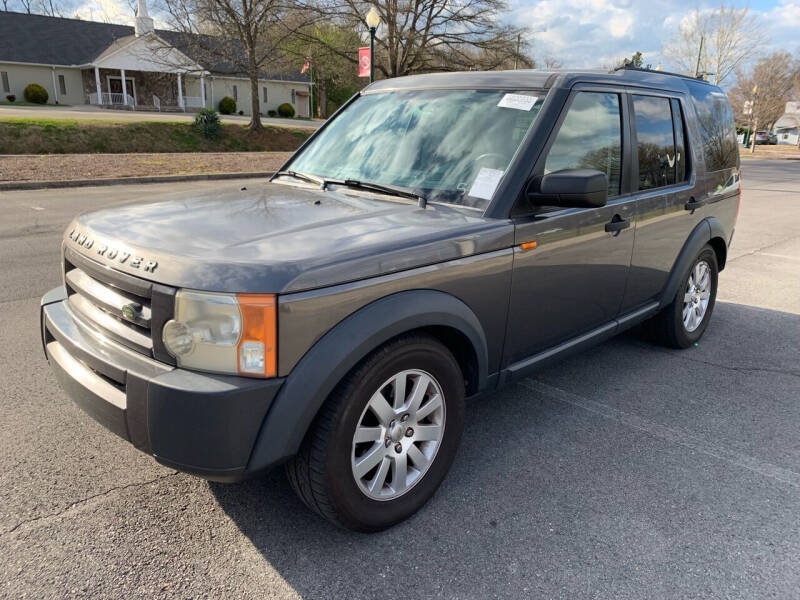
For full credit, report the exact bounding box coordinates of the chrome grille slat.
[64,246,153,299]
[68,294,153,355]
[66,269,152,328]
[63,249,155,357]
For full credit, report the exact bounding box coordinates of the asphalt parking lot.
[0,159,798,599]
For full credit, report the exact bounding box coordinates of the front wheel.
[647,245,719,348]
[285,334,465,532]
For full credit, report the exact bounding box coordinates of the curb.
[740,155,800,161]
[0,171,274,192]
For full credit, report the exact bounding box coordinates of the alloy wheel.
[682,260,712,332]
[350,369,446,501]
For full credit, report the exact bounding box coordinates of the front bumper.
[41,286,285,482]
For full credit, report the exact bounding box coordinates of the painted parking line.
[519,377,800,489]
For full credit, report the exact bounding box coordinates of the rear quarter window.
[686,81,738,172]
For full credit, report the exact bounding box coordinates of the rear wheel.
[285,333,465,532]
[647,245,718,348]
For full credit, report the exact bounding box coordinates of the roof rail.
[610,64,708,82]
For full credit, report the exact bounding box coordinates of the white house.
[0,2,311,116]
[774,101,800,146]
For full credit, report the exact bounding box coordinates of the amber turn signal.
[520,241,537,251]
[236,294,277,378]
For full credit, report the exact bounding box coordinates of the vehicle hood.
[64,181,513,293]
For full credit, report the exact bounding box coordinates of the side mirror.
[527,169,608,208]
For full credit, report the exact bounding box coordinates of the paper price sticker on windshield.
[468,167,504,200]
[497,94,538,111]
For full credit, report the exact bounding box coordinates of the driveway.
[0,161,798,598]
[0,103,322,129]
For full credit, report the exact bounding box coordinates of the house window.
[262,86,268,103]
[1,71,9,93]
[291,89,296,104]
[58,74,67,96]
[233,85,238,101]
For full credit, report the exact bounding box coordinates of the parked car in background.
[753,131,777,145]
[41,67,740,532]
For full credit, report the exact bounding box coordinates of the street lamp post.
[365,7,381,83]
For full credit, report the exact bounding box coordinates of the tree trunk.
[248,72,262,131]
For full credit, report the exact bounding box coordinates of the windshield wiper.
[274,171,428,208]
[340,179,428,209]
[273,169,325,187]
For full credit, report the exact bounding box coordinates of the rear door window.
[632,95,677,190]
[544,92,622,197]
[686,81,738,172]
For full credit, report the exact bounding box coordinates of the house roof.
[0,11,133,65]
[0,11,309,82]
[775,114,799,130]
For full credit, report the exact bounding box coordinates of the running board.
[499,301,659,385]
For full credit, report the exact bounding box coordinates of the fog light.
[163,320,194,356]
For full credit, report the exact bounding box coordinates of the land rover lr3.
[41,69,741,531]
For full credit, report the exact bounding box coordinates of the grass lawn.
[0,117,310,154]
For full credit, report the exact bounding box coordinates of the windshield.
[287,89,545,209]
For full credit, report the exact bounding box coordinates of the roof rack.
[610,64,708,82]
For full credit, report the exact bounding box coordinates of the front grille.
[64,250,154,357]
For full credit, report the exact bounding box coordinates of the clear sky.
[511,0,799,73]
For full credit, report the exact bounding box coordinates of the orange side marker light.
[520,241,537,251]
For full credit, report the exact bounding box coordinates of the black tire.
[647,245,718,349]
[285,333,465,532]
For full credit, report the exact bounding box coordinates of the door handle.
[605,215,630,234]
[684,196,708,211]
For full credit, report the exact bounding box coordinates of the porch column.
[94,66,102,104]
[177,72,184,109]
[120,68,127,105]
[210,78,214,108]
[200,74,206,107]
[51,67,59,104]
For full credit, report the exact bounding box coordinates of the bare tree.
[541,56,562,70]
[729,52,800,130]
[157,0,316,130]
[662,1,763,85]
[308,0,530,78]
[3,0,74,15]
[33,0,72,16]
[281,23,362,118]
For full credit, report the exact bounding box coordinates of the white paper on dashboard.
[497,93,538,111]
[468,167,504,200]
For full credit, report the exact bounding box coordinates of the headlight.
[162,290,277,378]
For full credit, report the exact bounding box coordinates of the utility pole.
[514,33,521,70]
[694,35,704,78]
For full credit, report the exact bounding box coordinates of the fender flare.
[658,216,723,308]
[247,289,489,473]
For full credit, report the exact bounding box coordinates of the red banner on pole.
[358,47,370,78]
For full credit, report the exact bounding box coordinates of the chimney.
[135,0,154,36]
